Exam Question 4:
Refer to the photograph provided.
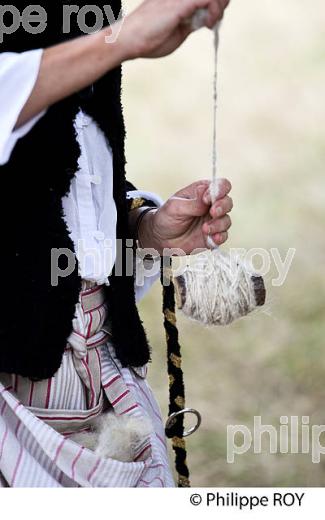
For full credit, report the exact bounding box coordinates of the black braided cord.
[161,258,191,488]
[129,198,191,487]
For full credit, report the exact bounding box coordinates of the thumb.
[169,182,210,217]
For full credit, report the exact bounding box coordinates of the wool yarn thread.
[173,18,266,326]
[161,14,266,488]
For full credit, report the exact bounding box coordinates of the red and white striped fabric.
[0,282,175,487]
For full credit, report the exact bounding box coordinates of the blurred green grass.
[123,0,325,485]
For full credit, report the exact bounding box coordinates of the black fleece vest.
[0,1,151,380]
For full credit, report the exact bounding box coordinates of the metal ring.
[165,408,202,438]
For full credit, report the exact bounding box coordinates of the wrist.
[102,18,139,63]
[94,22,132,68]
[137,208,163,254]
[110,15,147,61]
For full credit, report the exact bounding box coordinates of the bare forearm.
[15,0,230,128]
[16,24,127,128]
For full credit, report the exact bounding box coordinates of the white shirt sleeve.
[126,190,165,302]
[0,49,45,166]
[126,190,164,209]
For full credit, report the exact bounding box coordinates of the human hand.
[138,179,233,254]
[118,0,230,60]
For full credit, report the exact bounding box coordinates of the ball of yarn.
[173,250,266,326]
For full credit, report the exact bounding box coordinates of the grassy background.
[122,0,325,486]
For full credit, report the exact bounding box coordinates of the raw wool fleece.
[70,412,154,462]
[0,0,151,380]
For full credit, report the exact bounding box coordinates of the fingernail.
[215,206,223,217]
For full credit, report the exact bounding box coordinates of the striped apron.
[0,282,174,487]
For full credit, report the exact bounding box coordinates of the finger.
[173,180,210,201]
[211,231,228,245]
[179,0,229,30]
[178,0,213,22]
[202,214,231,235]
[205,0,225,29]
[179,23,194,41]
[209,195,233,218]
[205,0,231,29]
[169,181,211,217]
[203,178,232,205]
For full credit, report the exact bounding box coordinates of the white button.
[93,231,105,241]
[91,175,101,185]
